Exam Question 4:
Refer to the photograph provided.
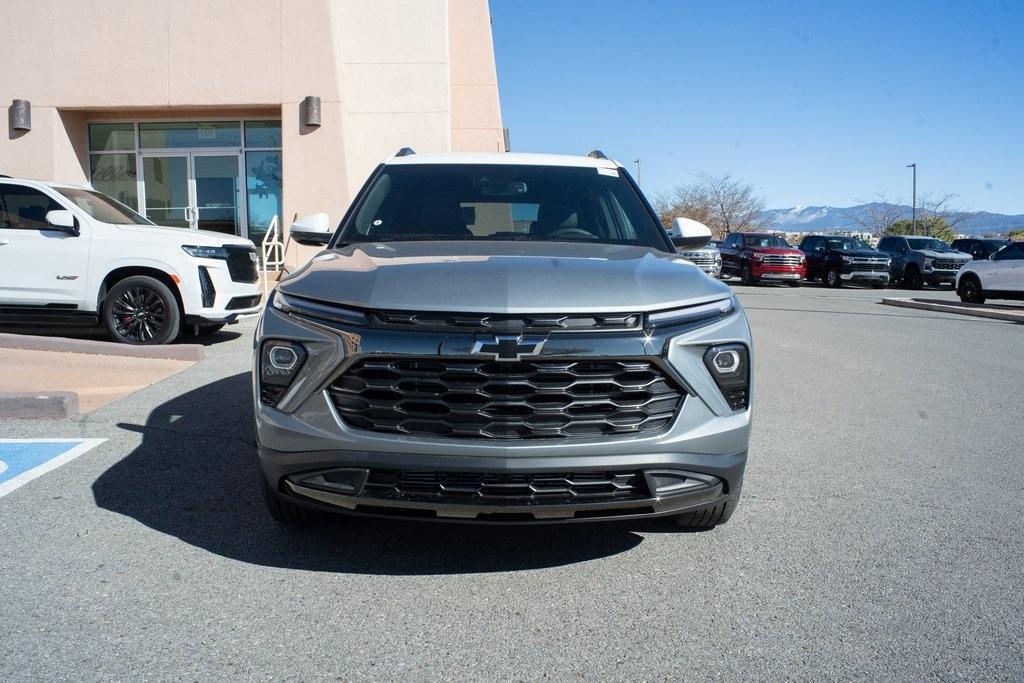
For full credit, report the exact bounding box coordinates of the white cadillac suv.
[0,177,262,344]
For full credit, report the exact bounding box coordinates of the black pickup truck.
[798,235,891,288]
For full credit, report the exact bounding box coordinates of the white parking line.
[0,438,107,498]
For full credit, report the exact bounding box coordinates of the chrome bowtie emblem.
[471,335,546,361]
[248,252,257,262]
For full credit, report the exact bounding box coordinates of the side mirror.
[290,212,333,246]
[669,217,712,251]
[45,209,79,236]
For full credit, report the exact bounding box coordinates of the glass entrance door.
[193,154,242,236]
[140,151,243,236]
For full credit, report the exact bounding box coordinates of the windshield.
[743,234,789,248]
[335,164,669,250]
[56,188,154,225]
[982,239,1010,250]
[906,237,952,251]
[825,237,873,251]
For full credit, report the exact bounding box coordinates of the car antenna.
[586,150,608,160]
[395,147,416,157]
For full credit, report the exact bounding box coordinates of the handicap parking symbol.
[0,439,106,498]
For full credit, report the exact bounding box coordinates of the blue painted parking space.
[0,439,106,497]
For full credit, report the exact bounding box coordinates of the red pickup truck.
[719,232,806,286]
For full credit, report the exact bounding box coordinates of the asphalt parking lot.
[2,284,1022,680]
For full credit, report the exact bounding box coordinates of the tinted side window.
[877,238,892,252]
[995,243,1024,260]
[0,185,62,230]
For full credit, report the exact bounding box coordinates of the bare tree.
[917,192,975,234]
[848,193,907,236]
[653,172,765,238]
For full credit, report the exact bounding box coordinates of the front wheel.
[825,267,843,288]
[903,267,923,290]
[103,275,181,345]
[788,280,801,287]
[740,263,758,286]
[959,277,986,304]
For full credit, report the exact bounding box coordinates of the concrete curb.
[0,333,205,361]
[881,298,1024,323]
[0,391,80,419]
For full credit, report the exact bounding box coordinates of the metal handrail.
[261,214,284,297]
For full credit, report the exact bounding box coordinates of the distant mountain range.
[760,203,1024,236]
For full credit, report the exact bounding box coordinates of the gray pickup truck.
[255,150,752,530]
[876,235,971,289]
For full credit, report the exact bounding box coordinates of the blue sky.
[490,1,1024,214]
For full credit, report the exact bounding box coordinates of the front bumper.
[261,446,743,523]
[752,266,805,280]
[924,269,961,284]
[254,298,753,523]
[841,270,890,283]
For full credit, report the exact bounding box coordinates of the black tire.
[872,282,887,289]
[740,263,758,286]
[903,266,923,290]
[260,476,326,526]
[825,267,843,288]
[788,280,801,288]
[959,276,986,304]
[668,491,741,530]
[102,275,181,345]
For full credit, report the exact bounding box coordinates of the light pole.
[634,158,641,185]
[906,162,917,235]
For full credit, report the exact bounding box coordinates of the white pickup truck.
[0,177,262,344]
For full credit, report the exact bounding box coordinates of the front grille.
[328,357,685,439]
[761,254,803,266]
[226,294,261,310]
[370,311,641,333]
[225,246,258,283]
[933,259,964,271]
[363,470,646,504]
[849,259,890,272]
[680,251,716,267]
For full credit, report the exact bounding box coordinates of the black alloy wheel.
[959,278,986,304]
[103,275,181,345]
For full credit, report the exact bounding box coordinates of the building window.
[139,121,242,149]
[86,119,282,243]
[88,123,138,208]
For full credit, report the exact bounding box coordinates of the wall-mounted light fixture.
[10,99,31,132]
[302,96,321,127]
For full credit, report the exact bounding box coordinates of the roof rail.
[395,147,416,157]
[586,149,608,160]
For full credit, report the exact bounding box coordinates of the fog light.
[260,340,308,406]
[703,343,750,411]
[710,349,740,374]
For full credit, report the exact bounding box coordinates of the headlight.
[840,255,852,263]
[800,255,807,264]
[182,245,230,259]
[271,290,368,325]
[703,343,750,411]
[923,257,934,269]
[715,253,723,264]
[647,297,735,328]
[751,253,763,262]
[259,339,308,406]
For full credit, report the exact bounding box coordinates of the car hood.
[113,223,255,248]
[278,241,733,313]
[750,246,803,255]
[917,249,969,259]
[833,249,888,258]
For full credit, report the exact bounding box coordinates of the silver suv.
[254,151,753,529]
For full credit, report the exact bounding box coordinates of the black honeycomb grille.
[328,357,685,439]
[364,470,646,504]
